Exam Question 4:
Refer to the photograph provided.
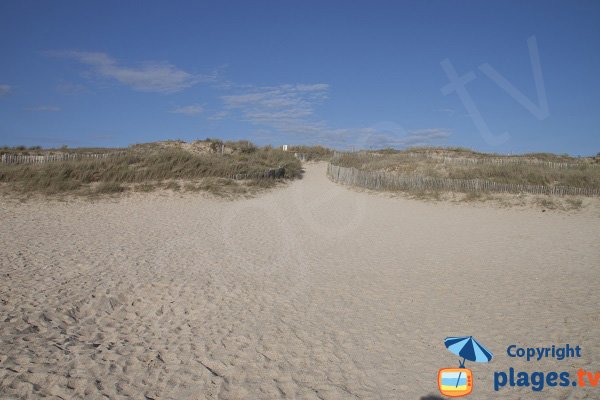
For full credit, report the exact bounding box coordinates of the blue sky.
[1,0,599,155]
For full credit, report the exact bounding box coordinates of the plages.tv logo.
[438,336,494,397]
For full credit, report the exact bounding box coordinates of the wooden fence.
[332,151,598,170]
[327,163,600,197]
[0,152,128,165]
[413,154,596,169]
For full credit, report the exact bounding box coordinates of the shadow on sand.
[420,395,445,400]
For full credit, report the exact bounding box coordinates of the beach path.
[1,162,599,399]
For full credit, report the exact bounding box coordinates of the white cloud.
[295,83,330,92]
[56,81,88,95]
[26,105,61,112]
[362,128,451,148]
[0,84,11,96]
[48,51,210,94]
[208,111,228,120]
[404,128,451,144]
[170,104,204,115]
[434,108,456,116]
[219,82,450,149]
[222,83,329,128]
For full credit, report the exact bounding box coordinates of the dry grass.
[387,146,596,163]
[94,182,126,194]
[330,149,599,208]
[0,141,302,197]
[336,176,591,211]
[407,189,443,201]
[1,145,126,156]
[457,191,586,211]
[462,191,486,202]
[288,145,334,161]
[334,152,600,189]
[444,191,587,211]
[565,197,583,209]
[133,183,156,193]
[163,181,181,191]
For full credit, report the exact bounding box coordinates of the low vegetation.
[287,145,334,161]
[328,150,599,210]
[333,151,600,189]
[1,145,127,155]
[382,146,598,163]
[0,140,302,197]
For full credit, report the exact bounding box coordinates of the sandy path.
[1,162,599,399]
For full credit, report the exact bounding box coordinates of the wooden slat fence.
[332,151,598,170]
[1,152,128,165]
[415,154,596,169]
[327,163,600,197]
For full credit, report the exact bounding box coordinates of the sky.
[1,0,599,155]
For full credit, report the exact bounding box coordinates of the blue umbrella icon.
[444,336,493,387]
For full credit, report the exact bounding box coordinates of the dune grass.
[0,143,302,196]
[333,152,600,189]
[385,146,592,163]
[1,145,127,156]
[287,145,334,161]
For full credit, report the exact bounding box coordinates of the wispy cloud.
[222,83,329,128]
[47,51,211,94]
[219,82,450,149]
[56,81,88,95]
[208,111,228,120]
[400,128,452,146]
[170,104,204,115]
[0,84,11,96]
[26,105,61,112]
[359,128,451,148]
[434,107,456,116]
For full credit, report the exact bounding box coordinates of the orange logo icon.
[439,336,493,397]
[438,368,473,397]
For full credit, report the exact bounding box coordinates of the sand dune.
[1,162,598,399]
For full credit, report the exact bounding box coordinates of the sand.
[1,162,599,399]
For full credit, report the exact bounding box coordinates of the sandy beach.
[1,162,599,399]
